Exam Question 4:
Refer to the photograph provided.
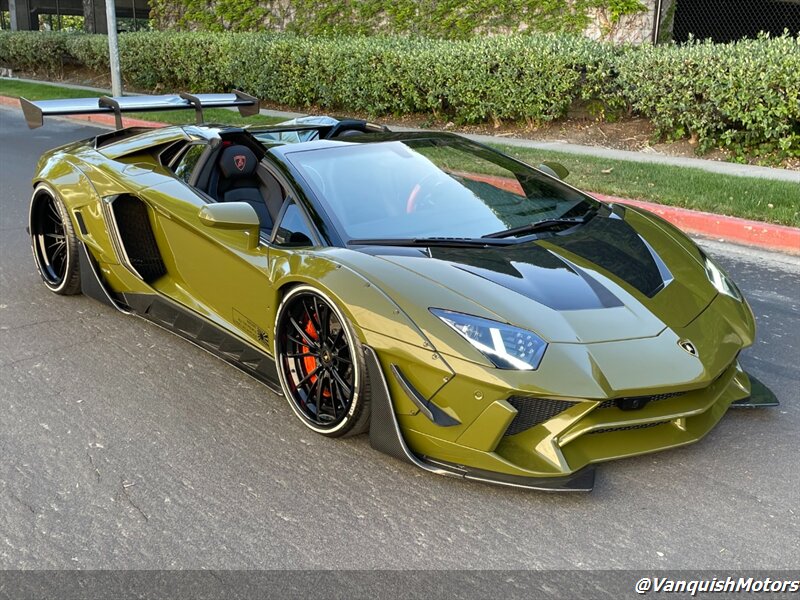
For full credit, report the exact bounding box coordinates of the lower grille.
[589,420,670,435]
[504,396,574,436]
[598,391,686,411]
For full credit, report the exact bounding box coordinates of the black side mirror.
[288,231,313,246]
[274,228,313,247]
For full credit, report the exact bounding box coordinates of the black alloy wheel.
[275,286,370,437]
[30,187,81,295]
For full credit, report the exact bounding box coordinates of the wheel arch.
[269,255,455,420]
[31,166,87,240]
[270,255,431,350]
[32,158,125,268]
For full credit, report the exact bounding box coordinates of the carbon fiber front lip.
[421,457,596,492]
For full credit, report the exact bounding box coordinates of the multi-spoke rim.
[278,291,356,429]
[31,194,68,286]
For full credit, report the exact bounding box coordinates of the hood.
[351,209,716,345]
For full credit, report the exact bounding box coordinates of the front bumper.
[367,342,753,491]
[364,293,769,491]
[395,358,750,487]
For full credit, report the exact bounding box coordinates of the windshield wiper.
[347,237,514,248]
[482,208,597,240]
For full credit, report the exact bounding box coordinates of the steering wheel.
[406,173,445,214]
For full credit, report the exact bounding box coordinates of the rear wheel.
[275,286,370,437]
[29,185,81,295]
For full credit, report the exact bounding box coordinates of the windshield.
[285,138,595,241]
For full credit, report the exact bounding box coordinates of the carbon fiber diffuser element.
[504,396,575,436]
[589,421,670,435]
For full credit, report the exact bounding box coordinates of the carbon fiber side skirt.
[78,242,130,313]
[78,242,281,393]
[123,293,281,393]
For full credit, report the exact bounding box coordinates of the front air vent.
[598,391,686,411]
[108,195,166,283]
[504,396,574,436]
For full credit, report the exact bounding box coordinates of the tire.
[29,184,81,295]
[274,285,371,438]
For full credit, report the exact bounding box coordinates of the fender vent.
[110,195,166,283]
[74,210,89,235]
[504,396,574,436]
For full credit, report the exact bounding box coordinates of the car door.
[142,140,275,353]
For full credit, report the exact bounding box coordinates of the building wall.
[582,0,678,44]
[7,0,667,44]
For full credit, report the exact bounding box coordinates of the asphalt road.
[1,106,799,572]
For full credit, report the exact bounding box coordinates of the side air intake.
[108,195,167,283]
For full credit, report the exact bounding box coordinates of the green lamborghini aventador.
[21,92,777,491]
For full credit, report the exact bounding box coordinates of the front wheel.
[274,285,370,437]
[29,185,81,295]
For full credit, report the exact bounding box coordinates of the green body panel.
[31,125,758,480]
[98,128,189,159]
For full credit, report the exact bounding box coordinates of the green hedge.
[615,37,800,157]
[1,31,798,159]
[0,31,68,73]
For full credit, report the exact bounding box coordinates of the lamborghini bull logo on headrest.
[234,154,247,172]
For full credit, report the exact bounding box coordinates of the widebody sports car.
[20,92,776,491]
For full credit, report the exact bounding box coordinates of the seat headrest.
[219,145,258,178]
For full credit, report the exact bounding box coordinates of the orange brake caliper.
[301,317,332,397]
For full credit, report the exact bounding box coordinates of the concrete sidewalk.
[3,76,798,184]
[464,136,800,183]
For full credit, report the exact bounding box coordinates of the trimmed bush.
[615,36,800,158]
[63,34,109,73]
[0,31,797,158]
[0,31,70,73]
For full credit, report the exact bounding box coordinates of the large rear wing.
[19,90,260,130]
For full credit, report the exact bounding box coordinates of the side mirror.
[274,228,313,247]
[537,161,569,181]
[199,202,260,250]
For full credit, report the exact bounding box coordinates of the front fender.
[34,157,121,266]
[268,247,455,417]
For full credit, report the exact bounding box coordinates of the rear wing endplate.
[19,90,259,130]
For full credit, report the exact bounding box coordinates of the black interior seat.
[215,145,273,230]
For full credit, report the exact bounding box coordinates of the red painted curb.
[0,95,165,129]
[595,195,800,256]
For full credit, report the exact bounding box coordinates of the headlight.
[704,255,742,301]
[430,309,547,370]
